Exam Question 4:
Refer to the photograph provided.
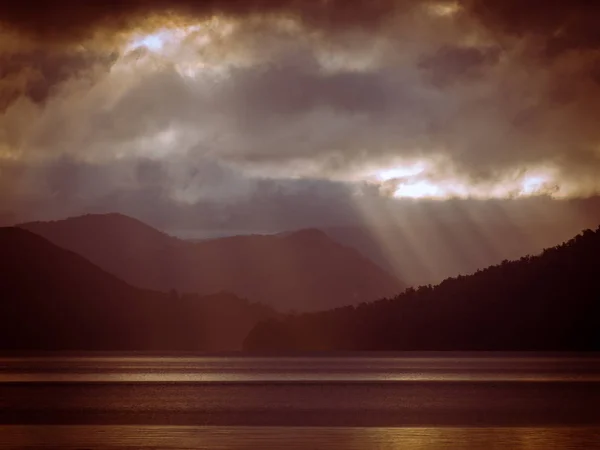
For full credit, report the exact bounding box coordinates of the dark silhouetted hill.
[244,226,600,351]
[20,214,403,311]
[0,228,274,351]
[20,213,187,292]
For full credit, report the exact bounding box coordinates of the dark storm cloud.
[214,40,600,185]
[0,0,596,52]
[464,0,600,56]
[135,158,167,186]
[0,154,363,229]
[0,0,409,44]
[0,51,118,110]
[418,45,501,86]
[231,62,391,117]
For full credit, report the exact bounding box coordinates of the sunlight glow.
[127,32,166,52]
[114,126,186,160]
[520,174,555,196]
[427,2,461,17]
[394,180,445,198]
[118,18,236,79]
[374,162,427,182]
[124,25,204,54]
[370,163,565,200]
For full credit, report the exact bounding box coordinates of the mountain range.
[2,216,599,351]
[19,213,404,312]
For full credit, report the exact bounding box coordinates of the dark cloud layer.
[0,51,117,110]
[0,0,597,55]
[0,0,599,234]
[466,0,600,56]
[0,0,410,43]
[418,45,501,87]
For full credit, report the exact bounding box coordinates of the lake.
[0,354,599,449]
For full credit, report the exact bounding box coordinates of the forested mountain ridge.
[244,226,600,351]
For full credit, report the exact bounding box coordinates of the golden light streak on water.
[0,425,598,449]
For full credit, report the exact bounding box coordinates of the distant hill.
[0,227,274,351]
[20,214,404,311]
[244,226,600,351]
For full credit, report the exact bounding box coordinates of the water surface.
[1,354,598,448]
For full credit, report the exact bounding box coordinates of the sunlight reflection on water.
[1,425,599,449]
[1,355,600,383]
[2,372,599,382]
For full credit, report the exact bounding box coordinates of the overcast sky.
[0,0,599,235]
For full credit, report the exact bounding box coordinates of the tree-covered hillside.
[245,227,600,351]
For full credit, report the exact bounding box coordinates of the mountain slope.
[245,226,600,351]
[20,214,404,311]
[20,213,187,292]
[0,227,274,350]
[323,219,599,288]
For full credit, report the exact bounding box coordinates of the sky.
[0,0,599,236]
